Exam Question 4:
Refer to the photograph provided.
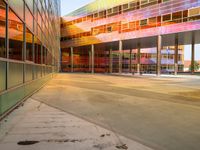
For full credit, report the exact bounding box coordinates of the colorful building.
[0,0,60,118]
[61,0,200,75]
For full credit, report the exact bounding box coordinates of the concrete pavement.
[0,99,152,150]
[32,74,200,150]
[1,73,200,150]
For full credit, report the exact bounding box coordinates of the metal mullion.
[6,2,9,90]
[23,0,26,83]
[32,35,35,79]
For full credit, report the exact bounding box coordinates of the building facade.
[61,0,200,75]
[0,0,60,118]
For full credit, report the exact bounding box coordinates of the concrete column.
[174,34,179,75]
[89,50,91,72]
[191,32,195,75]
[70,47,74,73]
[137,42,141,74]
[157,35,162,76]
[91,44,94,74]
[119,40,123,74]
[129,49,132,73]
[109,49,113,73]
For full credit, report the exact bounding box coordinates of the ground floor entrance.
[61,31,200,75]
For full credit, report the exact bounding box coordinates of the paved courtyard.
[1,73,200,150]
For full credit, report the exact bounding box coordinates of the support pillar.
[191,32,195,75]
[70,47,74,73]
[137,42,141,75]
[91,44,94,74]
[174,34,178,75]
[109,49,113,73]
[119,40,122,74]
[129,49,132,73]
[157,35,162,76]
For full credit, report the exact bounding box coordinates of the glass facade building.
[0,0,60,117]
[61,0,200,75]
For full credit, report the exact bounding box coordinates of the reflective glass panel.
[0,0,6,58]
[26,28,33,61]
[8,8,24,61]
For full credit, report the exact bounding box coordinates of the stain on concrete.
[116,144,128,149]
[18,141,39,145]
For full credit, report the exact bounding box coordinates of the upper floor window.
[107,26,112,33]
[162,14,171,22]
[122,3,129,10]
[188,7,200,21]
[140,19,148,26]
[189,7,200,17]
[141,0,148,5]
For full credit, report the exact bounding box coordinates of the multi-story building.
[61,0,200,75]
[0,0,60,118]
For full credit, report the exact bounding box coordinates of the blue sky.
[61,0,95,16]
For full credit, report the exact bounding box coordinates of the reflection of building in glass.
[0,0,60,117]
[61,0,200,75]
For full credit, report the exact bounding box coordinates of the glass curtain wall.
[0,0,60,116]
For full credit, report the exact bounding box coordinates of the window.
[92,28,99,35]
[141,0,148,5]
[93,12,98,20]
[82,16,87,22]
[149,0,157,2]
[94,13,98,18]
[8,62,23,88]
[149,17,157,26]
[25,64,33,82]
[129,1,138,9]
[106,23,119,33]
[0,0,6,58]
[26,28,33,61]
[34,38,42,64]
[113,6,119,14]
[121,22,129,31]
[189,7,200,21]
[162,14,171,22]
[25,5,33,31]
[107,26,112,32]
[129,21,136,30]
[93,25,106,35]
[25,0,33,13]
[107,8,112,15]
[9,0,24,20]
[162,0,170,2]
[47,51,52,65]
[140,19,148,26]
[43,46,47,64]
[183,10,188,22]
[172,11,182,21]
[99,11,106,18]
[189,7,200,17]
[0,60,6,91]
[122,3,129,10]
[77,18,82,23]
[8,8,24,61]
